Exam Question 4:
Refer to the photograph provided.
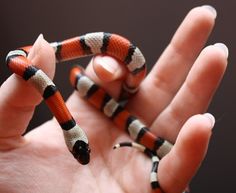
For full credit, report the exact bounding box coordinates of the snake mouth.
[77,152,90,165]
[72,140,91,165]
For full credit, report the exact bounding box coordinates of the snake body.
[70,66,173,159]
[114,142,160,189]
[6,32,173,191]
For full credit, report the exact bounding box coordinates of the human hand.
[0,5,228,193]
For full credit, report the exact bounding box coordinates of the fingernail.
[28,34,45,60]
[203,113,215,129]
[39,33,44,39]
[33,34,44,46]
[202,5,217,19]
[98,56,118,74]
[36,34,44,41]
[214,43,229,58]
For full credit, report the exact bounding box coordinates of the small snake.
[6,32,174,192]
[114,142,160,189]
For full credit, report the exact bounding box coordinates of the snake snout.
[72,140,91,165]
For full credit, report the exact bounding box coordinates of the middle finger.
[128,6,217,125]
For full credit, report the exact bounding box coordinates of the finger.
[93,55,126,83]
[85,55,127,99]
[151,43,228,141]
[158,113,214,193]
[129,5,217,124]
[65,54,127,123]
[0,35,55,147]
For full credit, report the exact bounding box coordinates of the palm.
[2,94,151,193]
[0,6,227,193]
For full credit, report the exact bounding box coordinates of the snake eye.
[72,140,91,165]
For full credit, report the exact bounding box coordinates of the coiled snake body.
[6,32,174,192]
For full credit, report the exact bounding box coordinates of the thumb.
[0,34,55,149]
[77,55,127,100]
[92,55,126,82]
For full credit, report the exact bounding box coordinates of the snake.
[114,142,160,190]
[6,32,174,192]
[70,65,189,193]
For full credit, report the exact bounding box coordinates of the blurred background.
[0,0,235,192]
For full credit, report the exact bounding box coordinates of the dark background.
[0,0,235,192]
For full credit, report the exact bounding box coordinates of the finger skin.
[148,5,216,93]
[158,114,214,193]
[86,6,216,110]
[77,6,218,129]
[151,44,228,141]
[84,55,126,100]
[0,35,55,146]
[93,55,126,83]
[128,6,217,124]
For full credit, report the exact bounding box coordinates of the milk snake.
[6,32,177,192]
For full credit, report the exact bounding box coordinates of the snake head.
[72,140,91,165]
